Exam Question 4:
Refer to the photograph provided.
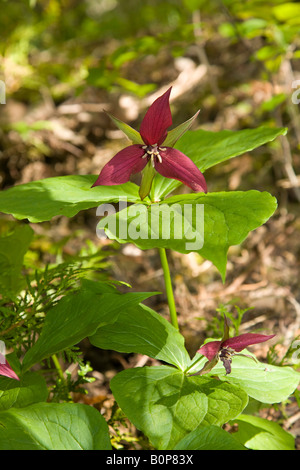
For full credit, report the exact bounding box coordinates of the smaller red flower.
[192,315,275,375]
[0,353,19,380]
[92,87,207,198]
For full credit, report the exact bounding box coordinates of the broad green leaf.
[0,175,140,223]
[22,287,155,371]
[174,425,246,450]
[90,303,191,370]
[100,190,277,280]
[0,224,33,294]
[0,402,111,450]
[188,353,300,403]
[0,372,48,411]
[217,356,300,403]
[111,365,248,450]
[230,415,295,450]
[151,126,287,200]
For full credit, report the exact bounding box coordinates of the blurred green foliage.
[0,0,193,100]
[1,0,298,101]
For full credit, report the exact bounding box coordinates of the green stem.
[184,355,203,374]
[51,354,65,382]
[52,354,72,400]
[158,248,179,330]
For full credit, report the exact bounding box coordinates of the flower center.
[141,144,166,167]
[219,347,235,375]
[219,347,234,360]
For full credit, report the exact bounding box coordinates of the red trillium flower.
[0,353,19,380]
[92,87,207,199]
[192,315,275,376]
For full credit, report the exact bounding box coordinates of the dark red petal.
[222,333,275,353]
[0,356,20,380]
[92,145,147,186]
[155,147,207,192]
[197,340,222,361]
[139,87,173,146]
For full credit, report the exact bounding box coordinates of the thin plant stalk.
[51,353,72,400]
[52,353,66,382]
[158,247,179,330]
[184,355,204,375]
